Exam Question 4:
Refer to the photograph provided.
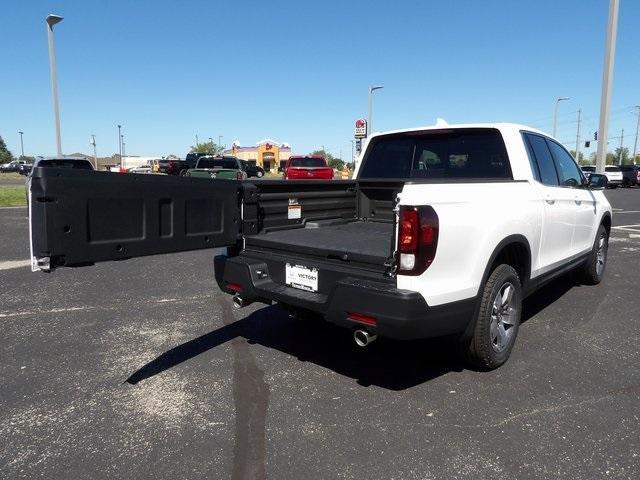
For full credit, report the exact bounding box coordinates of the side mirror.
[587,173,607,190]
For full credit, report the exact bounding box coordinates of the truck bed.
[244,220,394,266]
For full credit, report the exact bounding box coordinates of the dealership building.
[224,139,292,173]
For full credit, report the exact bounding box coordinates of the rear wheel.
[256,170,264,178]
[179,169,188,176]
[466,264,522,369]
[580,225,608,285]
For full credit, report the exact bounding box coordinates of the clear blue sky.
[1,0,638,160]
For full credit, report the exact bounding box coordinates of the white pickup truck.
[28,123,611,369]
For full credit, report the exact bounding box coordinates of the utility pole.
[90,134,97,169]
[575,109,582,163]
[195,134,199,145]
[218,135,223,149]
[633,105,640,165]
[596,0,620,174]
[18,131,25,158]
[618,128,624,165]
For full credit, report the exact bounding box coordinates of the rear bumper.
[215,254,476,340]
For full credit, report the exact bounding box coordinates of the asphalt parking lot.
[1,189,639,480]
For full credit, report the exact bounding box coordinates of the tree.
[0,136,14,164]
[311,148,344,170]
[614,147,630,165]
[190,141,224,155]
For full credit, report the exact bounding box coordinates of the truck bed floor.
[244,220,394,265]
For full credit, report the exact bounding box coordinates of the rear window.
[581,166,596,172]
[38,159,93,170]
[289,157,326,168]
[197,158,237,169]
[358,128,511,179]
[605,166,620,172]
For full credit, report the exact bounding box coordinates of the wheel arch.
[600,212,612,235]
[480,234,532,292]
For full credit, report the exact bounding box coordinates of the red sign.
[354,119,367,139]
[265,143,273,150]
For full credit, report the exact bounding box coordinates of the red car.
[283,155,334,180]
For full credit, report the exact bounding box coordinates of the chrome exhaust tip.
[354,329,377,347]
[233,295,252,309]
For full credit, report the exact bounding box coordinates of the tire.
[466,264,522,369]
[256,170,264,178]
[179,169,188,176]
[579,225,608,285]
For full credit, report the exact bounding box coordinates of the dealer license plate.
[285,263,318,292]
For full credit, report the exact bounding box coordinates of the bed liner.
[244,220,394,265]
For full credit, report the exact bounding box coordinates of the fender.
[458,234,532,342]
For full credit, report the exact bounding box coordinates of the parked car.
[18,162,34,176]
[186,156,247,180]
[158,154,207,175]
[240,160,265,178]
[581,165,625,188]
[283,155,334,180]
[0,159,27,173]
[618,164,640,187]
[27,123,612,370]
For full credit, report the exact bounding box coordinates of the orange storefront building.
[225,139,292,173]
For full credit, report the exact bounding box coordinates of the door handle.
[545,198,555,205]
[574,199,582,205]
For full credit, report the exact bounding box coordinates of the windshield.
[289,158,326,168]
[358,128,511,179]
[197,158,237,169]
[37,159,93,170]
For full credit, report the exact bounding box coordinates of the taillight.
[397,206,439,276]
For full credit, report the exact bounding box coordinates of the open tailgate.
[29,168,243,271]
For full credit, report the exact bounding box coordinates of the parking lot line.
[0,260,31,271]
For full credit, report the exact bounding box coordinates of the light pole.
[367,85,384,137]
[117,124,122,166]
[46,14,64,157]
[18,131,24,158]
[596,0,620,174]
[90,134,97,169]
[552,97,570,137]
[218,135,223,149]
[632,106,640,165]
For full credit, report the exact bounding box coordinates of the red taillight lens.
[226,282,243,292]
[396,206,439,276]
[399,208,419,253]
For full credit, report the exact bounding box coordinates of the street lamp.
[18,131,24,158]
[552,97,570,137]
[46,14,64,157]
[367,85,384,137]
[632,105,640,165]
[218,135,223,149]
[117,124,122,167]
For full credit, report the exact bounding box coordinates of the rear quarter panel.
[396,181,542,306]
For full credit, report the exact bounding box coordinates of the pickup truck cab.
[26,123,611,370]
[283,155,334,180]
[186,156,246,180]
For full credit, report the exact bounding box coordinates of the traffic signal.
[585,141,590,148]
[594,131,598,140]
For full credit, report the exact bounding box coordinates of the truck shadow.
[126,273,577,390]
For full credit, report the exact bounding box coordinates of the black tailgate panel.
[30,168,242,269]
